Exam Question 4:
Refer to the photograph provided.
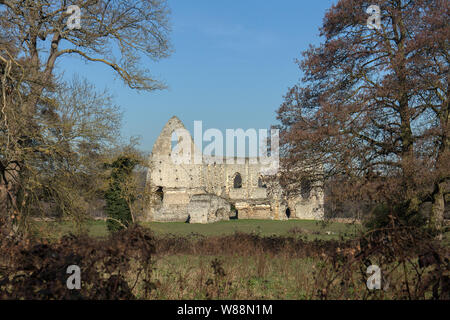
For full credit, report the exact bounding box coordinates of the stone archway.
[155,186,164,202]
[285,207,291,219]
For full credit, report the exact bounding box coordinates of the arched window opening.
[171,131,184,156]
[171,131,178,152]
[258,177,267,188]
[230,204,238,220]
[233,173,242,189]
[155,186,164,201]
[285,208,291,219]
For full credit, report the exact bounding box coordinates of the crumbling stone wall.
[144,116,324,223]
[188,194,231,223]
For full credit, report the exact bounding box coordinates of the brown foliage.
[312,225,449,299]
[0,221,156,299]
[0,217,448,300]
[152,232,348,258]
[277,0,449,229]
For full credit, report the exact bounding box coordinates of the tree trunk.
[430,181,445,238]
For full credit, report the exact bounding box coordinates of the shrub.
[364,202,427,231]
[0,222,156,299]
[105,156,137,232]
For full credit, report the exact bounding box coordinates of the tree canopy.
[0,0,172,232]
[277,0,449,231]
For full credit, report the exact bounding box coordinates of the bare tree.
[0,0,172,231]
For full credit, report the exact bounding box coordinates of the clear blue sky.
[60,0,336,152]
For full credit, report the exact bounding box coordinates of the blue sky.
[60,0,336,152]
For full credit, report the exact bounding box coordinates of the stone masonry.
[144,116,324,223]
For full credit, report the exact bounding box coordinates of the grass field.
[16,218,449,299]
[148,254,319,299]
[31,218,362,241]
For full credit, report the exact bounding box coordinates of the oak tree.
[277,0,449,232]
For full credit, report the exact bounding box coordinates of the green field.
[31,218,361,241]
[22,218,449,299]
[143,219,360,239]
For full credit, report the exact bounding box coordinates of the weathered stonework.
[144,116,324,223]
[188,194,231,223]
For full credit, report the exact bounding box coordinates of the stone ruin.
[144,116,324,223]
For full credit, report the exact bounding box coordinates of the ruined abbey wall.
[144,116,324,223]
